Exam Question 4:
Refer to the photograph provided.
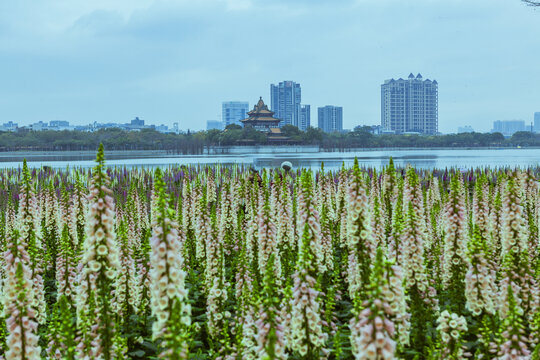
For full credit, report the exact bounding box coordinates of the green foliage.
[48,296,77,359]
[0,127,528,152]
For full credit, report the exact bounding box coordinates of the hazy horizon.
[1,0,539,133]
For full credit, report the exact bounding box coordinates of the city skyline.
[0,1,539,133]
[3,78,539,133]
[7,102,540,135]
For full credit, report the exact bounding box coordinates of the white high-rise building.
[381,73,438,134]
[222,101,249,127]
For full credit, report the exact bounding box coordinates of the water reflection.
[0,148,539,170]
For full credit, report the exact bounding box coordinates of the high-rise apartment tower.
[381,73,438,134]
[270,81,301,128]
[299,105,311,131]
[318,106,343,133]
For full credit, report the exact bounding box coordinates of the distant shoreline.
[1,145,540,156]
[3,127,538,153]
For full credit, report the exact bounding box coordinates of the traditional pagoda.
[240,97,281,131]
[238,97,291,144]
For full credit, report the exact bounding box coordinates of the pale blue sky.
[0,0,539,133]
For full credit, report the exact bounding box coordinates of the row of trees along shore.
[1,125,540,153]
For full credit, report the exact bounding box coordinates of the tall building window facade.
[222,101,249,127]
[381,73,438,134]
[299,105,311,131]
[318,106,343,133]
[270,81,301,128]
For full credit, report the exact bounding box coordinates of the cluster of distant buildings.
[91,117,178,134]
[1,120,76,132]
[210,74,437,136]
[0,117,179,134]
[457,113,540,137]
[0,121,18,132]
[3,73,537,138]
[207,80,343,133]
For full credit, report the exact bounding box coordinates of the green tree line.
[1,125,539,153]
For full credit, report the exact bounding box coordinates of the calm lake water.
[0,148,539,171]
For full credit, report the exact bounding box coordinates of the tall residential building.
[270,81,301,127]
[299,105,311,131]
[381,73,438,134]
[534,112,540,133]
[491,120,525,136]
[318,106,343,133]
[222,101,249,127]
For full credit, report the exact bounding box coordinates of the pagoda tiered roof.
[240,97,281,124]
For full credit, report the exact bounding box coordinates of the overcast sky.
[0,0,539,133]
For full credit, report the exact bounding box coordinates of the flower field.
[0,145,539,359]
